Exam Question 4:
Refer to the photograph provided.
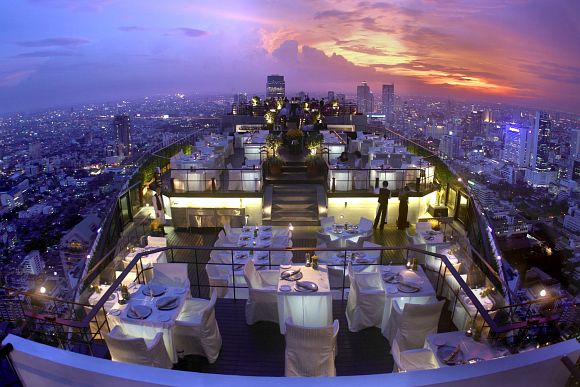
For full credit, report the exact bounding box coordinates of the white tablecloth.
[322,223,365,247]
[380,265,437,338]
[88,285,118,312]
[124,249,167,269]
[277,265,332,334]
[107,284,187,363]
[425,331,500,367]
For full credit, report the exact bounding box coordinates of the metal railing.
[326,166,435,193]
[170,167,264,194]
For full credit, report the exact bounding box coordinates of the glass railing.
[170,167,264,194]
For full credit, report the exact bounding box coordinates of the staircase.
[270,184,321,226]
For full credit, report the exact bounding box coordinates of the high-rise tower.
[266,75,285,99]
[356,81,373,114]
[381,84,394,124]
[113,114,131,156]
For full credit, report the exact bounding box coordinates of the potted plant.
[265,155,284,176]
[305,154,325,176]
[265,134,283,156]
[284,129,304,154]
[305,133,323,155]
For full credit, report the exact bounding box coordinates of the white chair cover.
[147,236,167,247]
[385,296,437,343]
[391,337,439,372]
[244,260,279,325]
[346,267,386,332]
[393,300,445,350]
[320,216,335,230]
[228,169,242,191]
[285,319,339,377]
[104,326,172,369]
[359,217,373,234]
[223,223,241,240]
[174,290,222,363]
[152,263,190,291]
[205,263,231,298]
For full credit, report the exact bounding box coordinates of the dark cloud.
[339,45,388,56]
[14,50,80,58]
[174,28,209,38]
[18,37,90,47]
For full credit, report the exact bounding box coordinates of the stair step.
[273,204,317,210]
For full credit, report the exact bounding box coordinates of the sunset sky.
[1,0,579,113]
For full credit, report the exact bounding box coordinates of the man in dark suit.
[373,181,390,230]
[152,186,165,224]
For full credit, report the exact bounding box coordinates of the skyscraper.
[356,81,373,114]
[114,114,131,156]
[502,125,533,167]
[381,84,394,124]
[531,111,551,171]
[327,91,335,101]
[266,75,285,99]
[465,110,483,139]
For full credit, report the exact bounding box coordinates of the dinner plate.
[174,288,186,294]
[156,296,179,310]
[432,337,447,347]
[109,309,121,316]
[279,285,291,292]
[142,284,167,297]
[383,274,401,284]
[127,305,152,320]
[108,293,117,301]
[159,315,171,322]
[397,282,421,293]
[295,281,318,292]
[280,264,292,269]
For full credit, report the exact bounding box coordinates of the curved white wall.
[5,334,578,387]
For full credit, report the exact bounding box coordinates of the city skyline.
[0,0,579,114]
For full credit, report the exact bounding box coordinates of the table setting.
[426,331,502,367]
[379,265,437,338]
[106,283,188,362]
[277,265,332,334]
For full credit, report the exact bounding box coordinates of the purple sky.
[1,0,579,113]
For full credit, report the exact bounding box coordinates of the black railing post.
[375,177,379,189]
[332,177,336,192]
[211,177,216,192]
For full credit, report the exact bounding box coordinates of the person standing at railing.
[353,150,362,168]
[373,181,390,230]
[396,185,411,230]
[152,186,166,225]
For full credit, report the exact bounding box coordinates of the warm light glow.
[540,289,547,297]
[40,286,46,294]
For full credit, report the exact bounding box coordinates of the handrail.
[85,244,510,335]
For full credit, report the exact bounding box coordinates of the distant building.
[266,75,285,99]
[465,110,483,139]
[113,114,131,156]
[469,181,496,209]
[28,142,42,160]
[531,111,551,171]
[356,81,373,114]
[381,84,395,124]
[483,109,494,123]
[327,91,335,101]
[564,204,580,233]
[503,124,533,167]
[569,129,580,159]
[22,250,44,275]
[573,159,580,181]
[336,93,346,103]
[439,134,461,159]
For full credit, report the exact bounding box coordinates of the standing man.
[397,186,411,230]
[373,181,390,230]
[152,186,165,225]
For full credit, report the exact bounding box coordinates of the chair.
[362,241,382,263]
[358,217,373,234]
[285,318,339,377]
[243,260,279,325]
[320,216,335,230]
[391,337,439,372]
[84,305,108,340]
[147,236,167,248]
[174,290,222,363]
[346,266,386,332]
[152,263,190,291]
[104,326,172,369]
[223,222,242,241]
[316,232,340,248]
[205,263,231,298]
[227,169,242,191]
[391,300,445,350]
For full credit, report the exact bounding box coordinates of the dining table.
[425,331,503,367]
[379,265,437,339]
[321,222,368,247]
[106,283,188,363]
[277,264,332,334]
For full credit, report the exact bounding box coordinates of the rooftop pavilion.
[1,125,578,385]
